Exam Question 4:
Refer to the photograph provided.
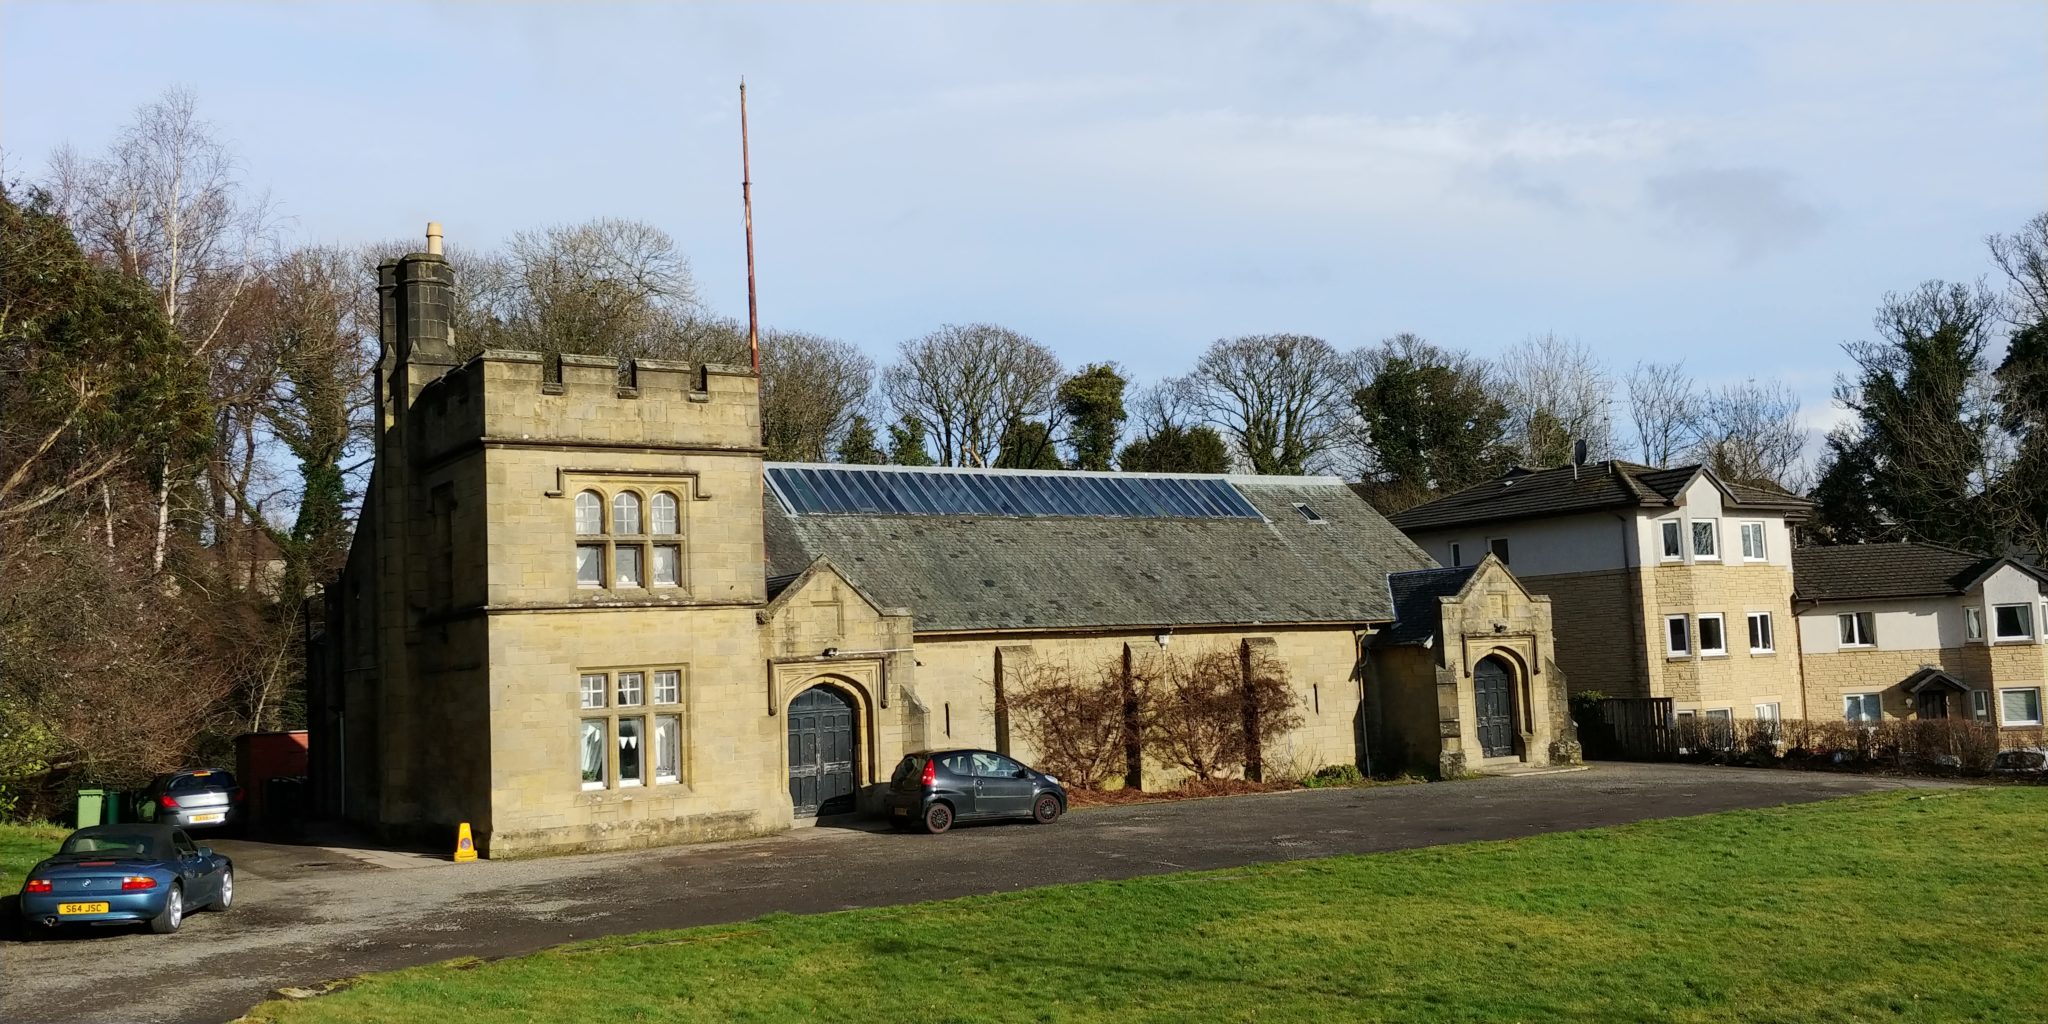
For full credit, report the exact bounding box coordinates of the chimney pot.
[426,221,444,256]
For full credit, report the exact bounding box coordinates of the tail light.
[159,795,179,808]
[920,759,936,787]
[25,879,51,894]
[120,876,157,891]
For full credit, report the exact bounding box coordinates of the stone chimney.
[379,222,458,377]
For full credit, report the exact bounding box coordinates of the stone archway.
[787,683,859,817]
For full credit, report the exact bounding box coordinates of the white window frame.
[616,671,644,708]
[1659,520,1684,561]
[1746,611,1774,654]
[1844,692,1883,724]
[579,673,607,710]
[1992,603,2036,642]
[1754,702,1780,721]
[1665,614,1691,658]
[1838,612,1875,648]
[580,718,607,790]
[1965,606,1984,642]
[1739,521,1767,561]
[1999,687,2043,727]
[1449,542,1462,568]
[1697,613,1728,656]
[1691,518,1719,560]
[616,715,645,788]
[1971,689,1991,722]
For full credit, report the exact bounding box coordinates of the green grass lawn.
[244,789,2047,1024]
[0,820,70,892]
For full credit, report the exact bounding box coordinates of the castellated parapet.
[406,350,764,463]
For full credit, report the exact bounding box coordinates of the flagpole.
[741,77,760,374]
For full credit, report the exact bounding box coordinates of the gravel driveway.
[0,764,1947,1024]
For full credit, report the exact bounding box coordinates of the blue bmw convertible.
[17,823,233,935]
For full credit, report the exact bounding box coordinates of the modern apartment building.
[1390,461,1814,724]
[1793,542,2048,730]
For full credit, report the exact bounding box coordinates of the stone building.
[1793,542,2048,729]
[1391,461,1813,727]
[305,231,1576,857]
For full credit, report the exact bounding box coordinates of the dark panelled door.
[788,686,856,817]
[1474,658,1515,758]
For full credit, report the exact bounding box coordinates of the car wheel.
[149,883,184,935]
[922,802,953,835]
[209,868,234,912]
[1030,794,1063,824]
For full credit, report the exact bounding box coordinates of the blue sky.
[4,2,2043,443]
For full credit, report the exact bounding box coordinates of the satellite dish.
[1571,439,1589,467]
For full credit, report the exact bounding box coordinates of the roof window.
[1293,503,1325,523]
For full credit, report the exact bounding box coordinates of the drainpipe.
[1616,513,1648,698]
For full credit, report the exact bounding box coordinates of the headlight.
[1044,775,1060,784]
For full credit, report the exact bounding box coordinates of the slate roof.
[762,466,1435,633]
[1380,565,1479,646]
[1790,542,2048,602]
[1387,461,1812,532]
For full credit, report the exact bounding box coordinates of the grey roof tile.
[763,470,1434,632]
[1389,461,1812,532]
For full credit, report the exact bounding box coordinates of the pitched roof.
[1791,542,2048,602]
[1380,565,1480,646]
[1387,461,1812,532]
[762,466,1435,633]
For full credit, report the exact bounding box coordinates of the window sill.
[1991,638,2038,645]
[1839,643,1876,650]
[1699,652,1729,660]
[1749,650,1776,657]
[1666,653,1692,661]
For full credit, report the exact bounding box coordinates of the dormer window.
[1691,519,1719,560]
[1994,604,2037,642]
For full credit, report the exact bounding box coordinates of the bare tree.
[759,329,875,462]
[1182,334,1356,475]
[881,323,1064,467]
[1624,361,1702,467]
[1692,379,1807,491]
[1000,657,1128,790]
[1500,333,1618,467]
[427,219,696,361]
[1987,212,2048,327]
[50,88,269,571]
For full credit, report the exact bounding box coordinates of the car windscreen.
[169,771,236,792]
[60,833,160,857]
[890,757,924,784]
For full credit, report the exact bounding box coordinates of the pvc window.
[1739,522,1767,561]
[1966,607,1984,641]
[2000,688,2043,727]
[616,671,644,708]
[1993,604,2036,641]
[1660,520,1683,561]
[1838,612,1876,647]
[1746,612,1774,653]
[1665,615,1691,657]
[616,717,644,787]
[1691,518,1719,560]
[1972,690,1992,722]
[579,719,607,790]
[1449,543,1462,568]
[1697,614,1727,656]
[1844,693,1882,724]
[1754,702,1780,721]
[579,673,607,709]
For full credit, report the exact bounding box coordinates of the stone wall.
[1518,568,1642,697]
[1639,561,1804,718]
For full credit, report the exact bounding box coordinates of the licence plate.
[58,902,110,915]
[191,812,225,823]
[891,807,908,816]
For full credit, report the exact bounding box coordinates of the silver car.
[139,768,243,831]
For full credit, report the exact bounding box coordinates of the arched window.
[612,492,643,536]
[650,493,679,535]
[650,492,682,588]
[574,491,604,535]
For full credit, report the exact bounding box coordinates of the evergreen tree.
[1058,363,1128,471]
[1118,424,1232,474]
[886,416,936,466]
[837,414,886,464]
[994,419,1062,469]
[1352,336,1516,512]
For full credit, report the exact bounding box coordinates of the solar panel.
[766,466,1265,520]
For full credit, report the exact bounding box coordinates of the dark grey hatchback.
[883,749,1067,834]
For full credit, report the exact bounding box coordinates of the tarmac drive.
[0,764,1947,1024]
